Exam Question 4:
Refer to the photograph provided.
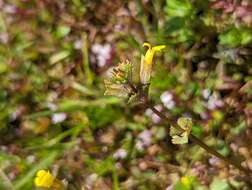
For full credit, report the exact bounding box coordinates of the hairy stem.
[149,105,252,178]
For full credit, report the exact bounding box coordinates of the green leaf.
[210,178,231,190]
[171,130,189,144]
[219,28,252,47]
[230,121,246,135]
[174,181,191,190]
[163,17,193,43]
[191,124,203,137]
[49,50,70,64]
[82,33,94,86]
[219,29,240,47]
[55,25,71,38]
[87,157,115,176]
[0,63,8,73]
[170,117,192,144]
[177,117,193,130]
[165,0,193,17]
[241,29,252,45]
[164,17,186,34]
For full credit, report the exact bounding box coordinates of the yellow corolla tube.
[34,170,63,189]
[140,42,166,84]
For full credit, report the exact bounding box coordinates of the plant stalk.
[149,105,252,178]
[128,82,252,178]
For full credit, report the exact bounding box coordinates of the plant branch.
[130,82,252,180]
[148,104,252,178]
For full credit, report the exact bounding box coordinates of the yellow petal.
[140,43,166,84]
[152,45,166,52]
[143,42,151,49]
[34,177,42,186]
[140,54,153,84]
[144,49,155,65]
[143,43,166,66]
[36,170,47,177]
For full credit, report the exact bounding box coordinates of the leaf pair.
[170,117,192,144]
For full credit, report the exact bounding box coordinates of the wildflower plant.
[104,43,166,103]
[104,42,252,181]
[2,0,252,189]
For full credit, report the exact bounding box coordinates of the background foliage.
[0,0,252,189]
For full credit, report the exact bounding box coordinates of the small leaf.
[241,29,252,45]
[104,80,132,98]
[210,178,230,190]
[49,50,70,64]
[171,131,189,144]
[219,27,252,47]
[177,117,193,130]
[192,124,203,137]
[170,125,179,136]
[55,25,71,38]
[170,117,192,144]
[219,29,240,47]
[166,0,193,17]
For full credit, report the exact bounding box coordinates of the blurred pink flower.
[136,130,152,151]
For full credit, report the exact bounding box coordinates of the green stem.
[82,33,94,86]
[0,168,15,190]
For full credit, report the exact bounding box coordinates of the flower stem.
[149,105,252,179]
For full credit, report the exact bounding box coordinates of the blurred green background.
[0,0,252,189]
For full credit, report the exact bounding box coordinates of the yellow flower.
[140,42,166,84]
[34,170,55,188]
[181,176,192,188]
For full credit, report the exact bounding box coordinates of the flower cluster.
[104,43,166,101]
[160,91,175,110]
